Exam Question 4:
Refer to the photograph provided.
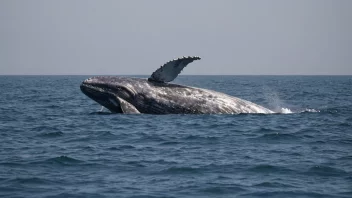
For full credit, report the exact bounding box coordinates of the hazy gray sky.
[1,0,351,75]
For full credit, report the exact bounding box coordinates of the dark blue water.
[0,75,351,198]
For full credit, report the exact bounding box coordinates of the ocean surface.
[0,75,351,198]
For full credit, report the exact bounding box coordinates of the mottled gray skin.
[80,76,274,114]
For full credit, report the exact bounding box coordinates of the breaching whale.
[80,56,274,114]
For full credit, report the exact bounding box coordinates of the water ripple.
[1,76,351,197]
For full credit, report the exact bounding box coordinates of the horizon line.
[0,74,351,76]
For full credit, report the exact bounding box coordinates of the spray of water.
[279,108,294,114]
[262,87,319,114]
[275,106,319,114]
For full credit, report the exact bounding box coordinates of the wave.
[251,133,300,142]
[29,156,84,166]
[108,145,136,150]
[254,127,276,133]
[36,131,64,138]
[48,192,106,198]
[161,166,201,174]
[338,191,352,197]
[304,165,347,177]
[252,181,295,188]
[183,135,219,141]
[200,185,246,194]
[124,159,178,168]
[248,164,295,174]
[89,111,112,115]
[135,133,168,142]
[47,156,83,165]
[0,162,24,167]
[159,141,179,146]
[7,177,54,185]
[337,155,352,161]
[242,191,328,198]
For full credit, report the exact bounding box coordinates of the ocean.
[0,75,351,198]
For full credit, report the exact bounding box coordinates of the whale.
[80,56,274,114]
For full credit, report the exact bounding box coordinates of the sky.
[1,0,351,75]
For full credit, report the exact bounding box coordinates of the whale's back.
[134,80,273,114]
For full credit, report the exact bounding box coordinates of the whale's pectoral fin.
[148,56,201,83]
[116,97,140,114]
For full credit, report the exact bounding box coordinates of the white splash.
[99,106,105,112]
[262,88,320,114]
[302,108,320,113]
[276,107,320,114]
[280,107,294,114]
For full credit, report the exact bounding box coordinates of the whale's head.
[80,76,137,113]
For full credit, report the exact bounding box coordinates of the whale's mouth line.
[80,83,123,113]
[80,83,119,95]
[81,82,137,97]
